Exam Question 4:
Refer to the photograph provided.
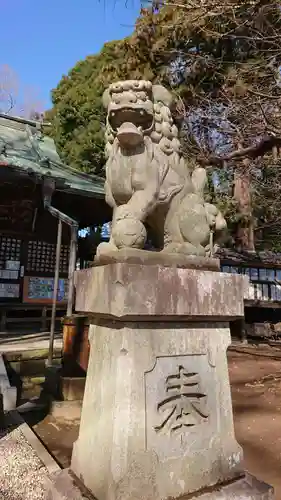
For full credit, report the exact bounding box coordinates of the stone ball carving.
[112,218,147,249]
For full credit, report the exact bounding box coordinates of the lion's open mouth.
[109,107,153,133]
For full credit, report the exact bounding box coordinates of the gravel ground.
[0,424,49,500]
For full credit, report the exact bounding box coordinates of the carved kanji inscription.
[154,365,208,435]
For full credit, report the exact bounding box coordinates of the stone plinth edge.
[94,248,220,271]
[75,264,249,320]
[0,354,17,411]
[9,410,60,475]
[44,468,93,499]
[44,470,273,500]
[186,472,273,499]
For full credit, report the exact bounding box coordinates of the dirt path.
[228,347,281,499]
[30,401,81,469]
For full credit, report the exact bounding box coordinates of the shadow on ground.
[228,348,281,498]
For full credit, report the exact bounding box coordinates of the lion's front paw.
[96,241,118,258]
[162,242,206,256]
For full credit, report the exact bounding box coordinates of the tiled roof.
[0,113,105,198]
[216,247,281,266]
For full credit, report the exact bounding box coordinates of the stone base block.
[45,470,273,500]
[72,265,272,500]
[62,377,86,401]
[0,354,17,411]
[74,264,249,320]
[2,386,17,412]
[93,247,220,271]
[71,322,245,499]
[192,473,273,499]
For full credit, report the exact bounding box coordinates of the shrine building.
[0,113,110,333]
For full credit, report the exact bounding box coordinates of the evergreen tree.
[48,1,281,250]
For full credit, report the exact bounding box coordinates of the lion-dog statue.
[96,80,226,258]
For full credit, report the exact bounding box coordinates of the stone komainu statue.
[97,80,226,258]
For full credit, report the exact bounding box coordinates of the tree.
[48,1,281,250]
[45,38,157,175]
[0,64,44,119]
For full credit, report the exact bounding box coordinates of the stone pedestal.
[71,264,273,500]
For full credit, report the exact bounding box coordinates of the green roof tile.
[0,114,105,198]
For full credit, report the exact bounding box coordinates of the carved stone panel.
[154,365,209,435]
[145,354,215,460]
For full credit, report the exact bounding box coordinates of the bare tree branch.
[0,64,44,118]
[202,136,281,167]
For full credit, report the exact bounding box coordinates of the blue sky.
[1,0,141,110]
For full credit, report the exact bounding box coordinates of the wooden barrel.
[78,318,90,372]
[62,316,79,375]
[62,315,90,375]
[63,317,77,357]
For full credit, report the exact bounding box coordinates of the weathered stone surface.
[71,322,243,500]
[94,247,220,271]
[72,266,272,500]
[97,79,226,259]
[75,264,249,320]
[0,354,17,411]
[46,470,273,500]
[0,393,4,427]
[62,377,86,401]
[188,473,273,499]
[45,469,90,499]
